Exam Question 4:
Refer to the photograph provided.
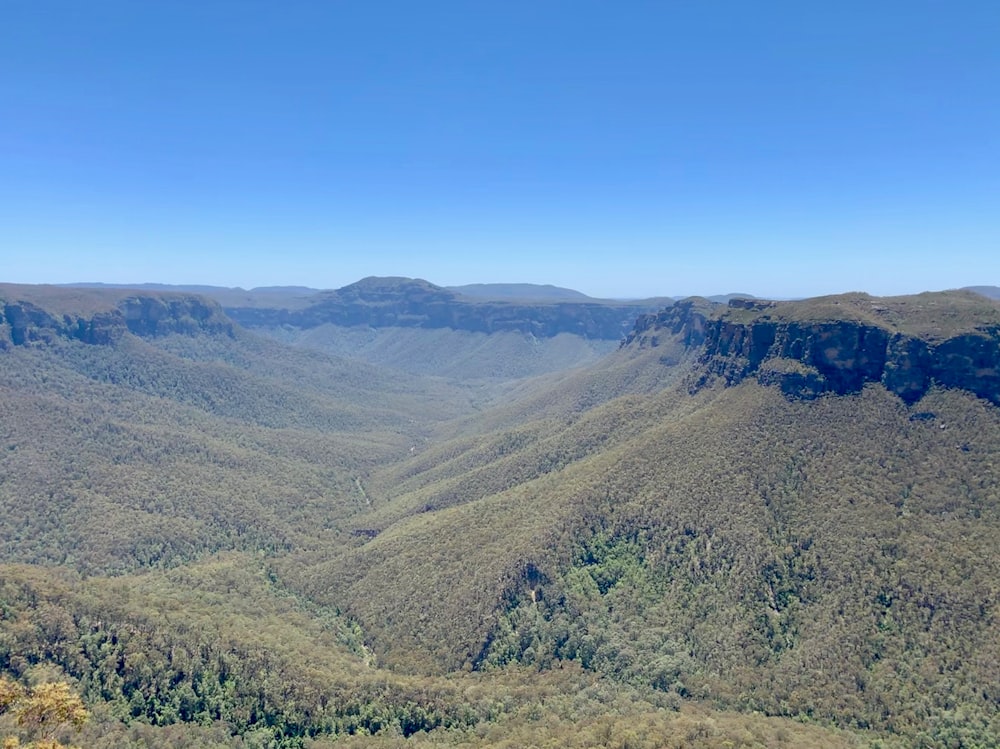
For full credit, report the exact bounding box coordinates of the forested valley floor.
[1,287,998,748]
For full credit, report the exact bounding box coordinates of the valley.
[1,281,998,748]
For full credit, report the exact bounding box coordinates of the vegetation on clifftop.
[1,285,998,747]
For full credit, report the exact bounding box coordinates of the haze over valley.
[1,278,999,747]
[4,2,999,746]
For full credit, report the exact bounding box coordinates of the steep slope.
[629,291,1000,404]
[292,291,1000,746]
[689,291,1000,404]
[0,556,864,748]
[221,276,670,379]
[3,284,998,747]
[0,285,478,572]
[226,276,668,338]
[271,325,619,380]
[57,278,673,381]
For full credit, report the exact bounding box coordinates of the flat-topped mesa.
[225,276,669,340]
[624,291,1000,405]
[0,285,234,349]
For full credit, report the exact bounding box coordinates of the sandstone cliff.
[624,291,1000,405]
[224,276,667,340]
[0,285,234,349]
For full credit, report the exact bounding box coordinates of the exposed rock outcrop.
[118,294,233,338]
[0,286,234,350]
[621,297,716,349]
[225,277,668,341]
[623,291,1000,406]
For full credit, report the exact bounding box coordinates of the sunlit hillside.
[1,285,998,748]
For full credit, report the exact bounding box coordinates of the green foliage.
[715,290,1000,338]
[1,287,999,747]
[0,326,478,573]
[0,558,499,746]
[317,382,1000,746]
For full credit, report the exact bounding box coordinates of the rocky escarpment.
[225,276,668,340]
[624,292,1000,405]
[621,296,716,349]
[0,285,234,350]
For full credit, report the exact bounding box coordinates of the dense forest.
[1,284,998,748]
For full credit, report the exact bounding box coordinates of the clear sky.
[2,1,998,299]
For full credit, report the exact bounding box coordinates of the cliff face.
[624,292,1000,406]
[117,295,233,338]
[0,287,234,350]
[621,297,715,349]
[225,277,666,340]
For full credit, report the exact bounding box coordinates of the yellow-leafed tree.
[0,679,87,749]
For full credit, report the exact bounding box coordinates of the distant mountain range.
[57,278,676,379]
[964,285,1000,299]
[64,278,759,305]
[48,278,996,381]
[1,280,999,746]
[64,279,1000,301]
[446,282,592,300]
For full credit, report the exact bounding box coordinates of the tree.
[0,680,87,749]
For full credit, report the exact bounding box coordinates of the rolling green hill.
[2,285,998,748]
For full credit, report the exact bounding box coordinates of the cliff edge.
[0,285,234,349]
[623,291,1000,405]
[224,276,668,340]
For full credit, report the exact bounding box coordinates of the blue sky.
[2,1,998,298]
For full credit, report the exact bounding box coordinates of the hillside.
[220,276,671,379]
[222,276,669,337]
[2,285,999,747]
[0,284,481,574]
[57,278,672,380]
[628,291,1000,403]
[283,291,1000,746]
